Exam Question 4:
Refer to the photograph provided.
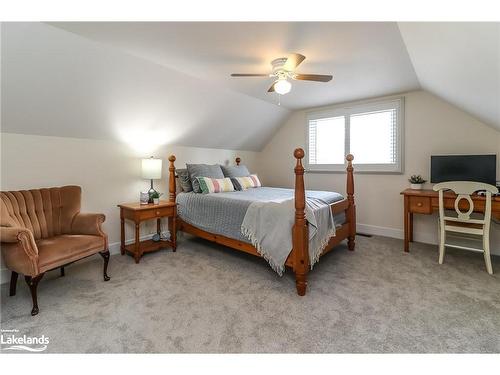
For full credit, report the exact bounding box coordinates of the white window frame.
[305,97,404,174]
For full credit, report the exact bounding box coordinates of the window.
[307,97,404,173]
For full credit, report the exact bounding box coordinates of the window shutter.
[306,97,403,173]
[308,120,317,164]
[389,107,397,164]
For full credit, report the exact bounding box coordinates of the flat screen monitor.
[430,154,496,185]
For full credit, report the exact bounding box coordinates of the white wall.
[256,90,500,254]
[0,132,258,283]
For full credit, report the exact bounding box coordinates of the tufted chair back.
[0,186,82,240]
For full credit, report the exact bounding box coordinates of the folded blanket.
[241,196,336,275]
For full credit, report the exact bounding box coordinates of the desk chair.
[433,181,498,274]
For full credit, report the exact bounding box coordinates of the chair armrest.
[0,227,39,275]
[71,213,106,236]
[1,227,38,252]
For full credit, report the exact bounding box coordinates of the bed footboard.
[168,149,355,297]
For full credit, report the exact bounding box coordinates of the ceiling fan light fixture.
[274,79,291,95]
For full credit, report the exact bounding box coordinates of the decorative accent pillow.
[186,164,224,193]
[231,174,262,190]
[176,169,193,192]
[197,177,235,194]
[221,164,250,178]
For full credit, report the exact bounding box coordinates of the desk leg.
[403,196,410,252]
[120,216,125,255]
[134,222,141,263]
[409,213,414,242]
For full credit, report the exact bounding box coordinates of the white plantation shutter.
[306,98,403,173]
[308,120,317,165]
[390,107,397,163]
[308,115,346,165]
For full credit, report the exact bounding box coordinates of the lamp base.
[148,179,158,203]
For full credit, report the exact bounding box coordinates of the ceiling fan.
[230,53,332,95]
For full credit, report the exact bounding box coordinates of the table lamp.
[142,157,162,203]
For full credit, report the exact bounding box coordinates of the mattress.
[176,187,346,243]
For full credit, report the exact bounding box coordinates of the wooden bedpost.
[168,155,177,250]
[346,154,356,251]
[293,148,309,296]
[168,155,176,203]
[235,157,241,166]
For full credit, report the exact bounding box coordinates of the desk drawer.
[409,196,432,214]
[136,206,175,221]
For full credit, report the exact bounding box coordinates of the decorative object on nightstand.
[117,200,177,263]
[140,191,150,205]
[151,191,163,205]
[142,156,162,203]
[408,175,426,190]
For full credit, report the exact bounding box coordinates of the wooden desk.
[117,200,177,263]
[400,189,500,252]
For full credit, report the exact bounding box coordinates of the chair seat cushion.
[37,234,105,271]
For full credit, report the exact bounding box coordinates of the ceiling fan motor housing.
[271,57,290,77]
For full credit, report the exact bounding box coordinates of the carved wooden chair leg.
[9,271,18,296]
[24,273,45,316]
[60,267,65,277]
[99,250,111,281]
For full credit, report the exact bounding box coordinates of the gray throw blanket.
[241,196,336,276]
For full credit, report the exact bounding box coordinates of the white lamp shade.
[141,158,162,180]
[274,79,291,95]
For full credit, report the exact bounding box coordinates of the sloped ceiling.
[50,22,420,110]
[1,22,290,151]
[2,22,498,153]
[398,22,500,131]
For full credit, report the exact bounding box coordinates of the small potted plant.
[409,175,427,190]
[150,191,163,205]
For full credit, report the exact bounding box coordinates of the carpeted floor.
[1,234,499,353]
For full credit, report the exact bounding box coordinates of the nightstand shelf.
[118,200,177,263]
[122,239,174,256]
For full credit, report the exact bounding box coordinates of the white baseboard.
[356,223,437,245]
[357,223,499,255]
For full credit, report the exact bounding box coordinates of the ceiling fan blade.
[267,82,276,92]
[231,73,269,77]
[283,53,306,71]
[293,74,333,82]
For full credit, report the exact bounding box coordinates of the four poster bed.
[166,148,356,296]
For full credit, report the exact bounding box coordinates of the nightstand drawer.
[137,205,175,220]
[409,196,432,214]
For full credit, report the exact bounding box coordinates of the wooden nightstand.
[117,200,177,263]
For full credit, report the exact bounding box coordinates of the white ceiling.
[51,22,421,110]
[398,22,500,131]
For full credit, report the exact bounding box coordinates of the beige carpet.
[1,234,499,353]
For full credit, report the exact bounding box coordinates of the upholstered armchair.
[0,186,110,315]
